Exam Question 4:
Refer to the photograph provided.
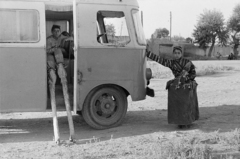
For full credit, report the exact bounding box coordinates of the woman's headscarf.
[173,45,183,53]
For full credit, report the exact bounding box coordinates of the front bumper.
[146,68,155,97]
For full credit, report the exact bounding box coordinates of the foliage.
[227,3,240,58]
[192,26,211,53]
[217,27,230,46]
[152,27,169,38]
[193,9,228,57]
[186,37,193,43]
[105,24,116,36]
[171,35,185,42]
[105,24,116,43]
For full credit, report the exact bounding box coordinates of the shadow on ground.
[0,105,240,144]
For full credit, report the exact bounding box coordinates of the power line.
[170,11,172,41]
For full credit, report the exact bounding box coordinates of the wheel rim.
[90,90,123,126]
[98,94,116,117]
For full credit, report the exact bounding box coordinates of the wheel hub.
[100,96,116,115]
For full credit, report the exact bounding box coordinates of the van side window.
[96,11,130,47]
[0,9,39,43]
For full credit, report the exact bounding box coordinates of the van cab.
[0,0,152,129]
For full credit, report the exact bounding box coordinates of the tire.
[82,86,128,129]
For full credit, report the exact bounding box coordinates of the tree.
[152,28,169,38]
[192,26,211,56]
[217,27,229,46]
[192,10,228,57]
[227,3,240,58]
[105,24,116,43]
[186,37,193,43]
[106,24,116,37]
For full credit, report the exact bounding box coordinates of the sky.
[138,0,240,39]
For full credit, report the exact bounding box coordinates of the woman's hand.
[181,70,189,77]
[65,37,74,41]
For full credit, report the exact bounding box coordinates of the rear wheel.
[82,86,127,129]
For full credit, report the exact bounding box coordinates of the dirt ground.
[0,61,240,159]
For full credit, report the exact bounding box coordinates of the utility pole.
[141,11,143,27]
[170,11,172,41]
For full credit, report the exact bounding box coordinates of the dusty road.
[0,61,240,158]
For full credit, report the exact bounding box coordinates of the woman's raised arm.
[146,49,173,68]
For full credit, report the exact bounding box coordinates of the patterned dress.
[146,50,199,126]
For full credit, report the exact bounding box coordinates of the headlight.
[146,68,152,81]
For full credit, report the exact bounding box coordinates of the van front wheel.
[82,87,128,129]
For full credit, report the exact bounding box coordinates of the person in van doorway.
[46,24,75,143]
[46,24,68,78]
[146,44,199,129]
[47,25,73,82]
[60,30,74,84]
[61,30,74,60]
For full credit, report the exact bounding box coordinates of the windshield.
[96,11,130,47]
[132,9,146,45]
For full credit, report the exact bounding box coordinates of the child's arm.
[146,49,173,68]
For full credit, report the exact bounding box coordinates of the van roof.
[1,0,139,11]
[76,0,139,6]
[1,0,139,7]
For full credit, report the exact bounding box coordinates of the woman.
[146,45,199,128]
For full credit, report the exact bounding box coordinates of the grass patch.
[75,129,240,159]
[3,129,240,159]
[157,129,240,159]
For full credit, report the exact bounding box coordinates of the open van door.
[73,1,133,129]
[0,1,46,112]
[73,0,79,113]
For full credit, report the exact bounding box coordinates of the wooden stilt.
[61,79,75,141]
[58,64,75,142]
[48,69,60,144]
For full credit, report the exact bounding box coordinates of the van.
[0,0,152,129]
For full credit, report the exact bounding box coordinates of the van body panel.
[0,1,46,113]
[73,1,146,111]
[75,48,146,110]
[0,0,148,115]
[0,48,47,112]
